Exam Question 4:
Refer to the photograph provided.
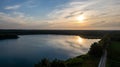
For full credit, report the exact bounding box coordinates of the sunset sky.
[0,0,120,30]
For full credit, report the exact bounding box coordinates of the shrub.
[88,42,103,57]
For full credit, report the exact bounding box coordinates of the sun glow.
[76,36,83,43]
[76,15,85,23]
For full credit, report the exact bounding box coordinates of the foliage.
[99,34,111,48]
[82,55,100,67]
[35,58,51,67]
[107,41,120,67]
[88,42,103,57]
[65,56,84,67]
[51,59,67,67]
[34,54,100,67]
[34,59,66,67]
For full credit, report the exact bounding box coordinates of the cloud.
[0,12,28,24]
[47,0,99,22]
[0,12,23,29]
[0,12,52,29]
[0,12,31,28]
[4,0,38,10]
[46,0,120,30]
[1,0,120,30]
[5,5,21,10]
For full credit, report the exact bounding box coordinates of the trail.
[98,50,107,67]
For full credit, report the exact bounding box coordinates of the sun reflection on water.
[76,36,84,44]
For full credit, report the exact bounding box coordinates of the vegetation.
[0,29,120,39]
[35,59,51,67]
[66,55,100,67]
[35,59,66,67]
[102,34,120,67]
[88,42,103,57]
[0,34,19,39]
[107,41,120,67]
[34,55,100,67]
[51,59,67,67]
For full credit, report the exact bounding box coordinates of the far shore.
[0,34,19,40]
[0,30,120,39]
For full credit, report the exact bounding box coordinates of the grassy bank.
[107,41,120,67]
[66,55,100,67]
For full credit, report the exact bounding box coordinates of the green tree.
[35,58,51,67]
[51,59,67,67]
[88,42,103,57]
[99,34,111,49]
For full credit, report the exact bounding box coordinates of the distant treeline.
[0,34,19,39]
[0,29,120,39]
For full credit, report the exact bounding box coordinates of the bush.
[88,42,103,57]
[35,58,51,67]
[35,59,67,67]
[51,59,67,67]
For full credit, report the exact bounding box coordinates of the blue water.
[0,35,100,67]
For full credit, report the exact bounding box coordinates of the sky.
[0,0,120,30]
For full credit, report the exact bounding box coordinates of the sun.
[76,15,85,23]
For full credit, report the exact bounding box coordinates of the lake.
[0,35,100,67]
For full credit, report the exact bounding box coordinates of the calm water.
[0,35,100,67]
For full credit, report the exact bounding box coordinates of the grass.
[82,56,100,67]
[107,41,120,67]
[65,55,100,67]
